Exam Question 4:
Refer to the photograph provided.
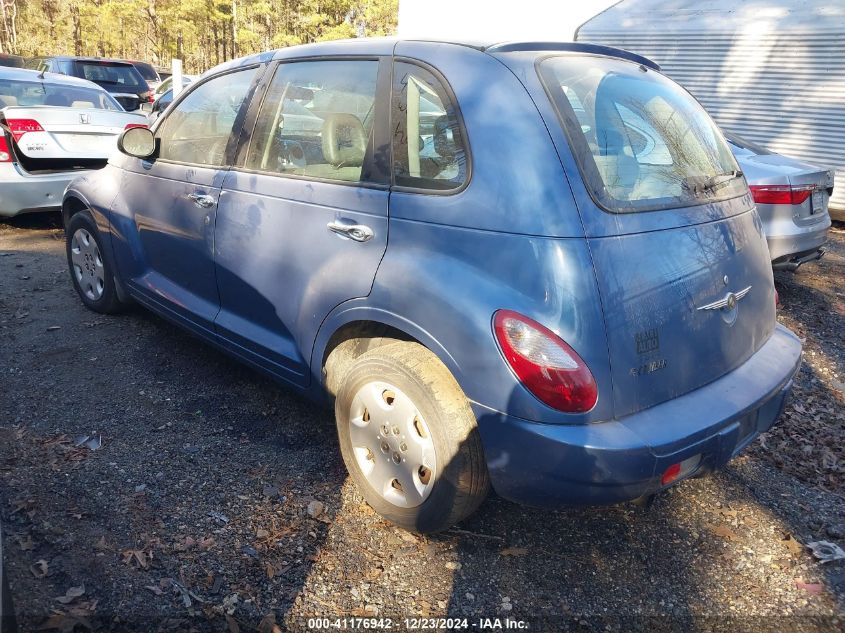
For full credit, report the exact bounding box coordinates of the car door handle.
[327,220,374,243]
[187,193,215,209]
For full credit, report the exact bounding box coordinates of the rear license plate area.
[811,189,823,215]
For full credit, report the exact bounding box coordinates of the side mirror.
[117,126,156,159]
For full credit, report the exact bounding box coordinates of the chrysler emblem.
[697,286,751,312]
[697,285,751,326]
[79,113,90,124]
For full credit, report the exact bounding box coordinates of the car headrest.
[71,100,95,109]
[0,95,18,107]
[321,113,366,168]
[45,93,70,107]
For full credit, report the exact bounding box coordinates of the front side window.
[157,67,257,167]
[540,56,744,213]
[245,60,379,183]
[391,62,467,191]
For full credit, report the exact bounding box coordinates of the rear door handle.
[187,193,215,209]
[327,220,374,243]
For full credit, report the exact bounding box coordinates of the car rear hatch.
[536,54,777,419]
[73,60,149,111]
[1,106,144,172]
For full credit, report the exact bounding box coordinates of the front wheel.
[65,210,126,314]
[335,341,489,533]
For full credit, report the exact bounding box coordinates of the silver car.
[727,132,833,271]
[1,67,147,217]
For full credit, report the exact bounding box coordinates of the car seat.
[322,113,366,168]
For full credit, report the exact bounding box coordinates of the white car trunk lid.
[2,106,145,159]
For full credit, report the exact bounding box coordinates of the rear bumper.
[765,214,830,262]
[473,324,802,507]
[0,163,79,217]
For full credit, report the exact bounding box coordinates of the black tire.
[65,210,126,314]
[335,341,489,533]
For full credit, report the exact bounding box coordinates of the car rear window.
[0,79,122,110]
[539,55,746,213]
[78,62,146,88]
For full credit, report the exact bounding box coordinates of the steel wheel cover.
[70,228,105,301]
[348,380,437,508]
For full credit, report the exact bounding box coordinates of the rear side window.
[78,62,145,88]
[157,67,257,167]
[539,56,745,213]
[245,60,379,183]
[391,62,467,191]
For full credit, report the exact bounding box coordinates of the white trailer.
[398,0,619,43]
[577,0,845,219]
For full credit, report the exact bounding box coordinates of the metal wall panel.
[577,26,845,213]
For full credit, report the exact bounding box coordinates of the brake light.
[493,310,598,413]
[124,123,148,130]
[749,184,814,205]
[6,119,44,142]
[0,135,11,162]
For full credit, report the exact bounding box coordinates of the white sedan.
[1,67,147,217]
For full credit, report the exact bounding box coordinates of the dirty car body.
[0,67,146,218]
[63,39,802,526]
[728,133,832,271]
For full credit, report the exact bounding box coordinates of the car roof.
[201,37,659,77]
[0,66,108,91]
[45,56,137,66]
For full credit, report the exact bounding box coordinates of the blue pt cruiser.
[63,39,802,532]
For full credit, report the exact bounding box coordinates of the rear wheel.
[65,210,126,314]
[335,341,489,532]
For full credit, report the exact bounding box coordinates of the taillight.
[124,123,148,130]
[749,184,814,205]
[6,118,44,143]
[0,135,11,162]
[493,310,598,413]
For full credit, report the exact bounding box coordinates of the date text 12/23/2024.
[306,617,530,630]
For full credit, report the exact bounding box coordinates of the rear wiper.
[683,170,744,195]
[702,170,744,191]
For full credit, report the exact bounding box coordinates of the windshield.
[0,78,122,110]
[539,55,745,213]
[78,62,146,89]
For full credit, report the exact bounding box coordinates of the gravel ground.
[0,213,843,632]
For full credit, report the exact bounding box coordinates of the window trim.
[150,63,266,170]
[389,56,472,196]
[231,55,391,189]
[536,52,745,215]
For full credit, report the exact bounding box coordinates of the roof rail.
[484,42,661,71]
